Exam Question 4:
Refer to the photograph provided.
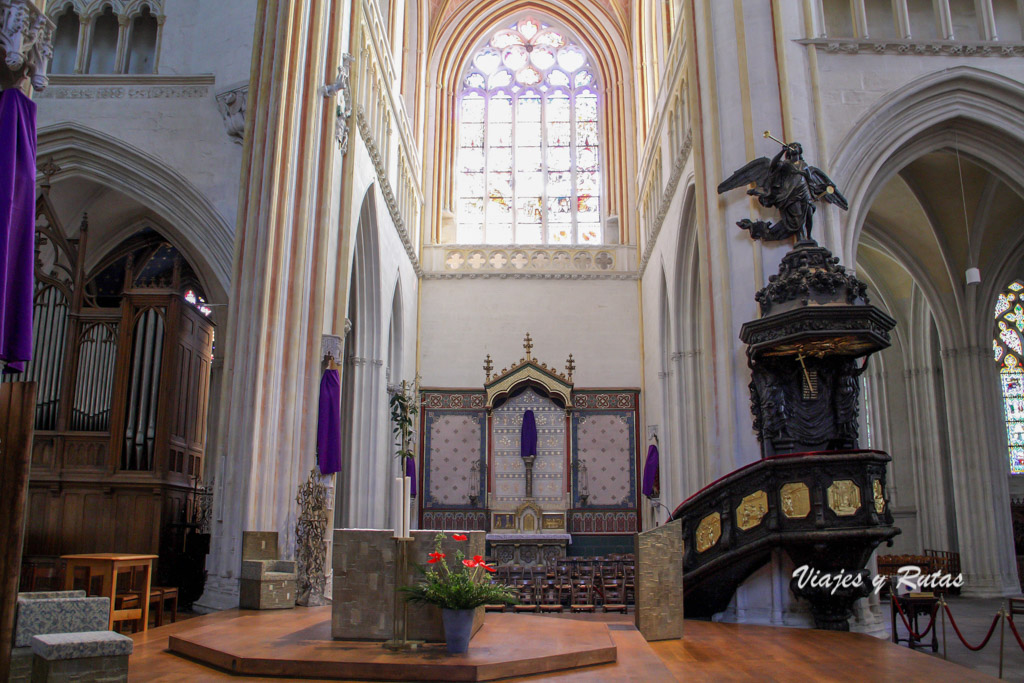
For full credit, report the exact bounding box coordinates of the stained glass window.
[994,280,1024,474]
[184,289,212,317]
[456,19,603,245]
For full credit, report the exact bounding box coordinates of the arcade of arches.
[5,0,1024,644]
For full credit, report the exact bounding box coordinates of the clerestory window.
[456,19,603,245]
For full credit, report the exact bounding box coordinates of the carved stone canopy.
[484,332,574,410]
[740,241,895,362]
[0,0,55,92]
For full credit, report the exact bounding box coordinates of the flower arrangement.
[401,532,517,610]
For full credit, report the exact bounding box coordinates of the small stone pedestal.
[30,631,133,682]
[239,560,297,610]
[239,531,297,610]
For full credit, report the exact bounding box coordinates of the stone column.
[198,0,347,610]
[940,345,1019,596]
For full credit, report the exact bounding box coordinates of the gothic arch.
[831,67,1024,267]
[36,123,231,303]
[834,69,1024,593]
[337,186,389,529]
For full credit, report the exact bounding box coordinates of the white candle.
[392,477,403,538]
[402,475,412,538]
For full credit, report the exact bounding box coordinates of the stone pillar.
[199,0,347,610]
[940,345,1019,596]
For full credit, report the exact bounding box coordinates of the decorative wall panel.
[420,510,488,531]
[422,401,485,509]
[571,411,636,508]
[568,510,637,534]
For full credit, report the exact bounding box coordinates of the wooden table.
[61,553,158,631]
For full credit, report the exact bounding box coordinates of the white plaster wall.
[418,279,642,389]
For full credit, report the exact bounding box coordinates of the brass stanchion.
[999,603,1006,680]
[941,596,947,660]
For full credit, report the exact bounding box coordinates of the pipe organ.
[5,191,215,582]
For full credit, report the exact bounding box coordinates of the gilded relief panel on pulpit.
[736,490,768,530]
[827,480,861,517]
[695,512,721,553]
[780,482,810,519]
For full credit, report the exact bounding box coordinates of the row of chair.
[876,550,962,595]
[486,556,636,612]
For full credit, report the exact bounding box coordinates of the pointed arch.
[831,67,1024,267]
[36,123,231,303]
[424,1,635,245]
[336,186,389,529]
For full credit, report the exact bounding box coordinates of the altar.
[485,533,571,567]
[418,333,641,560]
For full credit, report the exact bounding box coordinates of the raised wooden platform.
[131,607,993,681]
[166,608,616,681]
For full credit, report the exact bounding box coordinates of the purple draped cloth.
[405,455,417,498]
[520,409,537,458]
[641,444,660,498]
[316,369,341,475]
[0,88,37,374]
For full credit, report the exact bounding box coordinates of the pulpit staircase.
[670,449,899,626]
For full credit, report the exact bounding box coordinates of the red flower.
[427,552,445,563]
[452,533,468,541]
[462,558,478,568]
[480,562,496,573]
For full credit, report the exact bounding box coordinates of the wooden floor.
[129,607,994,682]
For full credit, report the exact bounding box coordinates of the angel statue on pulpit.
[717,133,848,243]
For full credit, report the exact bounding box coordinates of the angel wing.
[717,157,771,195]
[806,166,848,210]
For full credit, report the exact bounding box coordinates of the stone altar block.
[634,519,683,641]
[331,529,485,642]
[485,533,570,567]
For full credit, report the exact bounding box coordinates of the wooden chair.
[149,586,178,626]
[21,557,62,592]
[570,581,595,612]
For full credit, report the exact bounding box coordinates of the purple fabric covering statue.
[405,455,417,498]
[317,369,342,475]
[642,444,660,498]
[0,88,37,374]
[520,409,538,458]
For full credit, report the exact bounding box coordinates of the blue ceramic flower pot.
[441,608,474,654]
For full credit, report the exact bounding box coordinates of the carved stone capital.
[0,0,55,92]
[215,82,248,145]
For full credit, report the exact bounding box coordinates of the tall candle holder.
[384,476,421,652]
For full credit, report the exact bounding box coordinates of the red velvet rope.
[942,603,1001,651]
[1008,615,1024,653]
[890,595,937,641]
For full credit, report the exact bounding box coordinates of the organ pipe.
[71,323,117,432]
[1,285,68,430]
[124,309,164,470]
